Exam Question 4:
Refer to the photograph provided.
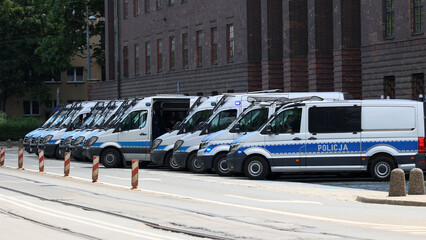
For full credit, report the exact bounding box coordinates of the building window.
[384,0,395,38]
[412,73,425,99]
[384,76,396,99]
[196,30,203,66]
[23,100,40,116]
[169,36,175,70]
[211,27,218,64]
[123,46,129,77]
[67,67,84,82]
[145,41,151,74]
[44,71,61,83]
[123,0,128,19]
[157,39,163,72]
[226,24,234,62]
[134,44,140,75]
[134,0,139,16]
[144,0,150,13]
[181,0,187,4]
[182,33,188,68]
[156,0,161,10]
[168,0,175,7]
[413,0,424,34]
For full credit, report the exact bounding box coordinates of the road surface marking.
[226,194,323,205]
[0,193,184,240]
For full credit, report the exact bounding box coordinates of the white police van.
[38,101,98,158]
[82,96,198,167]
[197,93,348,176]
[227,99,426,180]
[151,95,223,170]
[173,92,286,172]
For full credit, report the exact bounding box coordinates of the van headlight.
[42,135,53,144]
[85,136,98,146]
[64,136,73,145]
[230,143,242,151]
[151,139,162,150]
[173,140,184,151]
[73,136,85,146]
[199,141,210,149]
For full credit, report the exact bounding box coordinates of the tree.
[0,0,104,113]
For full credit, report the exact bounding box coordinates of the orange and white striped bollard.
[92,156,99,183]
[18,148,23,169]
[0,147,4,166]
[64,152,70,176]
[38,150,44,172]
[131,160,139,189]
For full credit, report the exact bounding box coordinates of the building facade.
[361,0,426,99]
[91,0,424,100]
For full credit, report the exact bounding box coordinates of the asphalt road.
[1,150,426,239]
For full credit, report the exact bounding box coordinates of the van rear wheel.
[214,153,231,176]
[244,156,270,180]
[101,148,123,168]
[370,156,395,181]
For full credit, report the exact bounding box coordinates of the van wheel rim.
[248,161,262,177]
[105,153,116,164]
[193,157,202,169]
[169,157,179,169]
[218,159,229,173]
[375,162,390,178]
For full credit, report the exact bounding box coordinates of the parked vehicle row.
[24,92,426,180]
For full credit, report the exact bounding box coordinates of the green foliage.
[0,112,6,123]
[0,117,43,141]
[0,0,104,109]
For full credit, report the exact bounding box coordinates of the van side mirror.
[233,123,241,133]
[261,124,273,135]
[114,122,123,133]
[173,121,182,131]
[196,121,206,131]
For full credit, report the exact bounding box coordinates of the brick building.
[361,0,426,99]
[94,0,426,100]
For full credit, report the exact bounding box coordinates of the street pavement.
[0,149,426,239]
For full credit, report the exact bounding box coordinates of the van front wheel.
[188,153,206,173]
[101,148,123,168]
[214,153,231,176]
[370,156,395,181]
[244,156,270,180]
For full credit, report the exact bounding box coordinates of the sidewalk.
[356,192,426,207]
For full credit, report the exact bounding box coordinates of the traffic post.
[0,147,4,166]
[38,150,44,172]
[64,152,70,177]
[18,148,23,169]
[92,156,99,183]
[131,160,139,189]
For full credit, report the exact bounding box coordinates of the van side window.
[209,109,237,133]
[239,108,268,132]
[186,110,211,132]
[270,108,302,134]
[122,110,148,131]
[309,106,361,133]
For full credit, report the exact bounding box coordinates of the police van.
[82,96,197,167]
[197,92,348,176]
[173,92,287,172]
[37,101,98,158]
[151,95,222,170]
[227,99,426,180]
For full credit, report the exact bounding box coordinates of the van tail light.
[418,137,425,153]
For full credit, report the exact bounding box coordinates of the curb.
[356,196,426,207]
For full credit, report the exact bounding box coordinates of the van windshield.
[41,110,61,128]
[185,110,211,132]
[238,108,269,132]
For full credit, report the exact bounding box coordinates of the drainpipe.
[115,0,121,99]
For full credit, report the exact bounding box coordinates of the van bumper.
[57,145,69,159]
[151,149,166,166]
[39,144,57,157]
[70,145,84,160]
[415,153,426,170]
[227,150,247,173]
[83,147,102,160]
[198,155,214,170]
[174,152,189,168]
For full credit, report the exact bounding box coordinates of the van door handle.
[140,133,147,136]
[308,137,317,140]
[293,137,302,141]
